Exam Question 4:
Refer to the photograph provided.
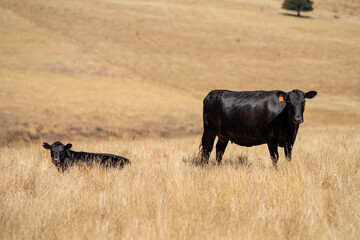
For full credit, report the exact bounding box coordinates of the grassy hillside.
[2,0,360,96]
[0,3,202,143]
[1,0,360,143]
[0,0,360,239]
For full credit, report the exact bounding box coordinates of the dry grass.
[1,127,359,239]
[1,0,360,239]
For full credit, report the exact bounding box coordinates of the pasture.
[1,0,359,239]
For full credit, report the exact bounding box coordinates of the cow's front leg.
[267,142,279,168]
[284,142,293,161]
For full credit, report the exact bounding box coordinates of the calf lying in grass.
[43,141,130,171]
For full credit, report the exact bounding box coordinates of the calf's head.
[277,89,317,124]
[43,141,72,165]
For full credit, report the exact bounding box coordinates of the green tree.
[282,0,313,17]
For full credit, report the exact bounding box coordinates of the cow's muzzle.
[293,117,303,124]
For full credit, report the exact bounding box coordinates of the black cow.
[200,89,317,166]
[43,141,130,171]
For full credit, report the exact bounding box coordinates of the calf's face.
[43,141,72,164]
[279,89,317,125]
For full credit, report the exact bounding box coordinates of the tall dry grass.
[1,126,359,239]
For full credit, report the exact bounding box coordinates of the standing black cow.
[200,89,317,166]
[43,141,130,171]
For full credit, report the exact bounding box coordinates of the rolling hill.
[1,0,359,144]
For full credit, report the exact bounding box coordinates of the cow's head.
[43,141,72,165]
[277,89,317,125]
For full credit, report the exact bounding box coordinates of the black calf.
[43,141,130,171]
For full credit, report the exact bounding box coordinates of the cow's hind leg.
[200,130,216,164]
[267,142,279,168]
[216,137,229,164]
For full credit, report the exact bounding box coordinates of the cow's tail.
[194,140,205,165]
[198,140,204,159]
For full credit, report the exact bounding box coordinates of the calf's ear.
[305,91,317,99]
[276,91,288,102]
[43,142,51,149]
[65,143,72,150]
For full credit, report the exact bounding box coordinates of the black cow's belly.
[233,137,267,147]
[223,130,268,147]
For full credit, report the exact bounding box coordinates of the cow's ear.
[276,91,288,102]
[65,143,72,150]
[43,142,51,149]
[305,91,317,99]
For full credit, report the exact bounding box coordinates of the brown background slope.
[0,0,359,144]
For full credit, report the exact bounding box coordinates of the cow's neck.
[283,104,300,145]
[66,150,75,159]
[287,120,299,145]
[61,150,75,165]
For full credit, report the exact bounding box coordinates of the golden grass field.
[1,0,360,239]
